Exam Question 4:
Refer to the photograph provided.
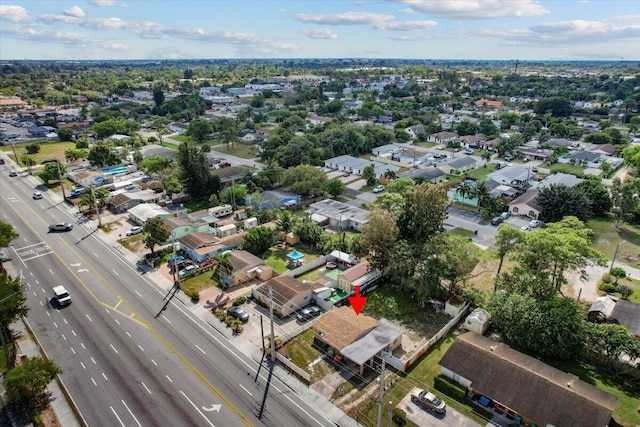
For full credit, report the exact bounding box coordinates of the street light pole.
[610,240,626,273]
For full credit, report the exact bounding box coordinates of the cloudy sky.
[0,0,638,61]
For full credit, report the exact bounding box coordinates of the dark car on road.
[296,305,322,322]
[48,222,73,232]
[227,306,250,323]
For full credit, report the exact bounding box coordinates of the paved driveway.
[398,388,481,427]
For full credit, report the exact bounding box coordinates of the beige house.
[253,276,320,317]
[217,250,273,288]
[336,261,382,294]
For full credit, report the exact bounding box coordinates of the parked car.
[372,185,385,193]
[522,156,530,162]
[296,305,322,322]
[69,187,85,198]
[411,389,446,413]
[219,162,231,168]
[528,219,542,228]
[504,154,514,161]
[532,166,539,173]
[48,222,73,232]
[178,265,198,277]
[520,225,531,232]
[9,170,17,177]
[32,192,43,200]
[491,216,503,226]
[227,306,250,323]
[464,148,475,155]
[126,226,143,236]
[0,158,5,165]
[436,144,446,150]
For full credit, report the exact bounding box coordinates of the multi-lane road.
[0,166,340,427]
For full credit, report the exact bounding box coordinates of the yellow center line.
[3,185,254,427]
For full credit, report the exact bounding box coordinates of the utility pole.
[388,401,393,427]
[610,240,626,273]
[377,353,386,427]
[10,140,20,167]
[89,185,102,228]
[269,286,276,363]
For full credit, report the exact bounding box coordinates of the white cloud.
[374,20,437,30]
[477,19,640,45]
[89,0,120,6]
[300,28,339,39]
[64,6,85,18]
[390,0,549,19]
[294,11,395,26]
[0,5,32,23]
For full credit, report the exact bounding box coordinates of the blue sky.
[1,1,638,60]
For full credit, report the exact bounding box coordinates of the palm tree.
[383,169,396,180]
[480,150,493,167]
[276,210,295,235]
[77,186,95,213]
[211,251,233,288]
[471,180,491,210]
[457,181,472,202]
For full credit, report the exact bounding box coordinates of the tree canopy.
[238,226,274,256]
[281,164,327,196]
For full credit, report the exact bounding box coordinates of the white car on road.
[373,185,385,193]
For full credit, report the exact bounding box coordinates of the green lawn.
[265,246,320,275]
[587,217,640,267]
[1,141,76,164]
[547,163,587,177]
[161,140,180,150]
[215,143,258,159]
[465,164,495,180]
[180,271,216,299]
[282,329,333,383]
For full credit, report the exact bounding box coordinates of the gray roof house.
[405,124,426,140]
[559,151,603,168]
[438,156,477,174]
[508,173,583,218]
[323,155,400,178]
[439,333,618,427]
[589,295,640,338]
[306,199,370,232]
[488,165,535,187]
[372,144,403,156]
[341,318,405,375]
[398,167,446,183]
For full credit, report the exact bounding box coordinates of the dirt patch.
[39,405,61,427]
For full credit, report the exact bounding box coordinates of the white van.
[52,286,71,306]
[283,200,298,208]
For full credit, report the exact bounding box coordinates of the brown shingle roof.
[439,333,617,427]
[109,192,131,208]
[164,216,207,229]
[313,306,378,351]
[255,276,318,305]
[229,250,264,272]
[178,232,219,249]
[340,261,371,282]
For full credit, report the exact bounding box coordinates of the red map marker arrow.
[348,285,367,315]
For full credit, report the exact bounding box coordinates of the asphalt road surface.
[0,166,336,427]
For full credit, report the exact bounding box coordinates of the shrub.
[618,285,633,300]
[433,375,468,401]
[232,296,247,306]
[392,408,406,426]
[213,309,226,321]
[599,282,618,293]
[601,273,613,284]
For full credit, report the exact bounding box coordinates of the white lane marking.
[61,334,66,341]
[91,357,96,364]
[110,344,118,354]
[53,322,58,328]
[202,404,221,412]
[138,345,144,352]
[85,314,93,322]
[91,378,97,386]
[63,318,68,324]
[70,347,76,354]
[72,330,76,336]
[35,279,39,284]
[126,332,131,338]
[195,344,206,355]
[41,288,46,294]
[80,362,86,370]
[180,391,215,427]
[121,400,142,427]
[102,372,108,381]
[162,315,171,324]
[166,375,173,383]
[135,290,142,297]
[141,382,151,394]
[29,272,33,277]
[110,406,126,427]
[32,291,37,297]
[48,268,54,275]
[105,308,110,314]
[239,384,253,397]
[46,312,50,317]
[112,269,119,276]
[39,301,43,306]
[80,342,85,349]
[151,359,157,366]
[115,319,120,325]
[93,252,98,257]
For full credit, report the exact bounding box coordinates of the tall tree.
[362,164,376,186]
[326,178,346,198]
[537,184,592,222]
[493,225,523,290]
[238,226,274,256]
[576,178,612,217]
[185,118,213,142]
[4,357,61,410]
[398,183,448,242]
[143,217,170,256]
[360,209,399,270]
[292,219,324,246]
[0,221,19,249]
[176,140,216,201]
[282,164,327,196]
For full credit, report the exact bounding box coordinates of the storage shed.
[463,308,491,334]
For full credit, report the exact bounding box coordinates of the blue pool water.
[102,166,128,176]
[287,251,305,261]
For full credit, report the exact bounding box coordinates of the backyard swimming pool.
[287,251,305,261]
[101,165,129,176]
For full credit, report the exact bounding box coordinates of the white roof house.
[127,203,170,225]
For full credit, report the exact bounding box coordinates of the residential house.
[164,216,210,241]
[516,146,553,162]
[211,166,246,187]
[405,124,426,140]
[488,165,535,187]
[259,190,301,209]
[178,232,242,263]
[590,144,616,156]
[439,333,617,427]
[127,203,172,225]
[438,156,477,175]
[474,98,503,109]
[558,151,602,168]
[589,295,640,338]
[306,199,370,232]
[340,318,405,375]
[371,144,403,157]
[459,135,485,148]
[508,173,583,218]
[28,126,55,137]
[336,261,381,294]
[313,306,378,360]
[323,155,401,178]
[397,167,445,184]
[108,189,162,213]
[427,131,458,145]
[216,250,273,288]
[253,276,320,317]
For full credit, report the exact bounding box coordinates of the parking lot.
[397,387,482,427]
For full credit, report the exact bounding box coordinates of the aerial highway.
[0,166,340,427]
